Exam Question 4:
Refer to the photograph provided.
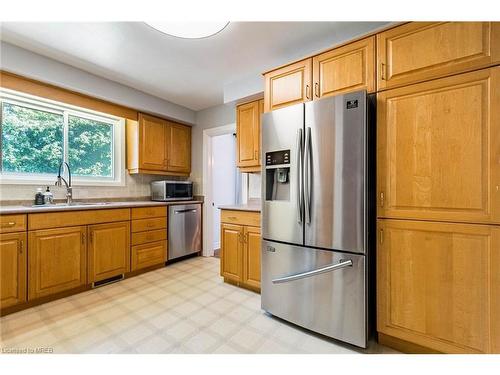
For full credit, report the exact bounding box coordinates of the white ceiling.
[0,22,390,111]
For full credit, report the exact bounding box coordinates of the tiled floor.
[0,256,398,354]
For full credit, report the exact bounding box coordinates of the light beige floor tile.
[212,344,242,354]
[134,335,172,354]
[182,330,220,353]
[206,318,240,338]
[148,311,180,330]
[163,320,198,340]
[188,308,219,327]
[228,326,265,351]
[117,324,155,346]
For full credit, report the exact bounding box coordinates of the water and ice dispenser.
[265,149,290,201]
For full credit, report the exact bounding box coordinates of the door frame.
[202,123,237,257]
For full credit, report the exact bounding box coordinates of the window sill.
[0,176,126,187]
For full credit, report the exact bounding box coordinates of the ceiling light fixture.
[145,21,229,39]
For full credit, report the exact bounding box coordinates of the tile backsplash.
[0,174,188,202]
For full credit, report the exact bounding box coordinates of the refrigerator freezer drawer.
[261,240,367,348]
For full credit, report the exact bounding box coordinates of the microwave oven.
[151,180,193,201]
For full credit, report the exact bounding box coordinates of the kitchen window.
[0,89,125,186]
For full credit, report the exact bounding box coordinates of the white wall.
[192,102,236,195]
[0,42,195,124]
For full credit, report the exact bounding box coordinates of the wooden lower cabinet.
[377,219,500,353]
[220,210,261,291]
[28,226,87,300]
[0,232,27,309]
[220,223,243,283]
[88,221,130,283]
[131,241,167,271]
[242,226,261,289]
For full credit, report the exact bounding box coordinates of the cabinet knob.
[1,222,16,228]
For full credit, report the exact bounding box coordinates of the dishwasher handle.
[174,208,198,214]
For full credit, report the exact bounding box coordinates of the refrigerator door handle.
[272,259,353,284]
[296,128,303,223]
[304,127,312,224]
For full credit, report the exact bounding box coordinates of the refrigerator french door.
[261,90,373,348]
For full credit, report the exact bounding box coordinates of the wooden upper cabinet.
[139,113,168,171]
[264,58,312,112]
[165,121,191,174]
[127,113,191,176]
[0,232,27,309]
[377,22,500,90]
[88,221,130,283]
[313,36,375,98]
[237,100,262,171]
[28,226,87,300]
[377,67,500,224]
[242,226,261,290]
[377,219,500,353]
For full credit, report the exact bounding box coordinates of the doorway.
[202,123,241,257]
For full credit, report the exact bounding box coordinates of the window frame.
[0,88,125,187]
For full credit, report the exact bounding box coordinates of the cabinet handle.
[380,192,384,207]
[254,150,258,160]
[228,216,237,220]
[380,62,386,80]
[245,233,249,244]
[305,85,311,99]
[81,233,86,245]
[379,229,384,245]
[1,222,16,228]
[19,240,23,254]
[314,82,320,97]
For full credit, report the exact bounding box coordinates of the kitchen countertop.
[218,204,261,212]
[0,200,203,215]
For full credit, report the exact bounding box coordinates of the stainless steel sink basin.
[30,202,113,208]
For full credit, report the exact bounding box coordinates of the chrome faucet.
[55,161,73,205]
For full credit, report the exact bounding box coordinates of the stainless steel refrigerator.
[261,90,375,348]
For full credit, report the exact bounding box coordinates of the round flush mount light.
[145,21,229,39]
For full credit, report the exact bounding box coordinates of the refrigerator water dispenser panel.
[265,149,290,201]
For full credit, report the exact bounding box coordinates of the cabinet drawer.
[28,209,130,230]
[131,217,167,233]
[0,215,27,233]
[220,210,260,227]
[131,241,166,271]
[131,229,167,246]
[131,206,167,220]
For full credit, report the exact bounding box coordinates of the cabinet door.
[139,113,167,171]
[237,100,260,168]
[377,67,500,224]
[313,36,375,98]
[88,221,130,283]
[0,232,27,309]
[242,226,261,290]
[131,240,166,271]
[264,58,312,112]
[377,22,500,90]
[166,122,191,174]
[220,223,243,283]
[377,219,500,353]
[28,226,87,300]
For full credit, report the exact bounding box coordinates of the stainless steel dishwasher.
[168,204,202,261]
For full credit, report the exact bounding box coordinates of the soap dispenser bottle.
[43,186,54,205]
